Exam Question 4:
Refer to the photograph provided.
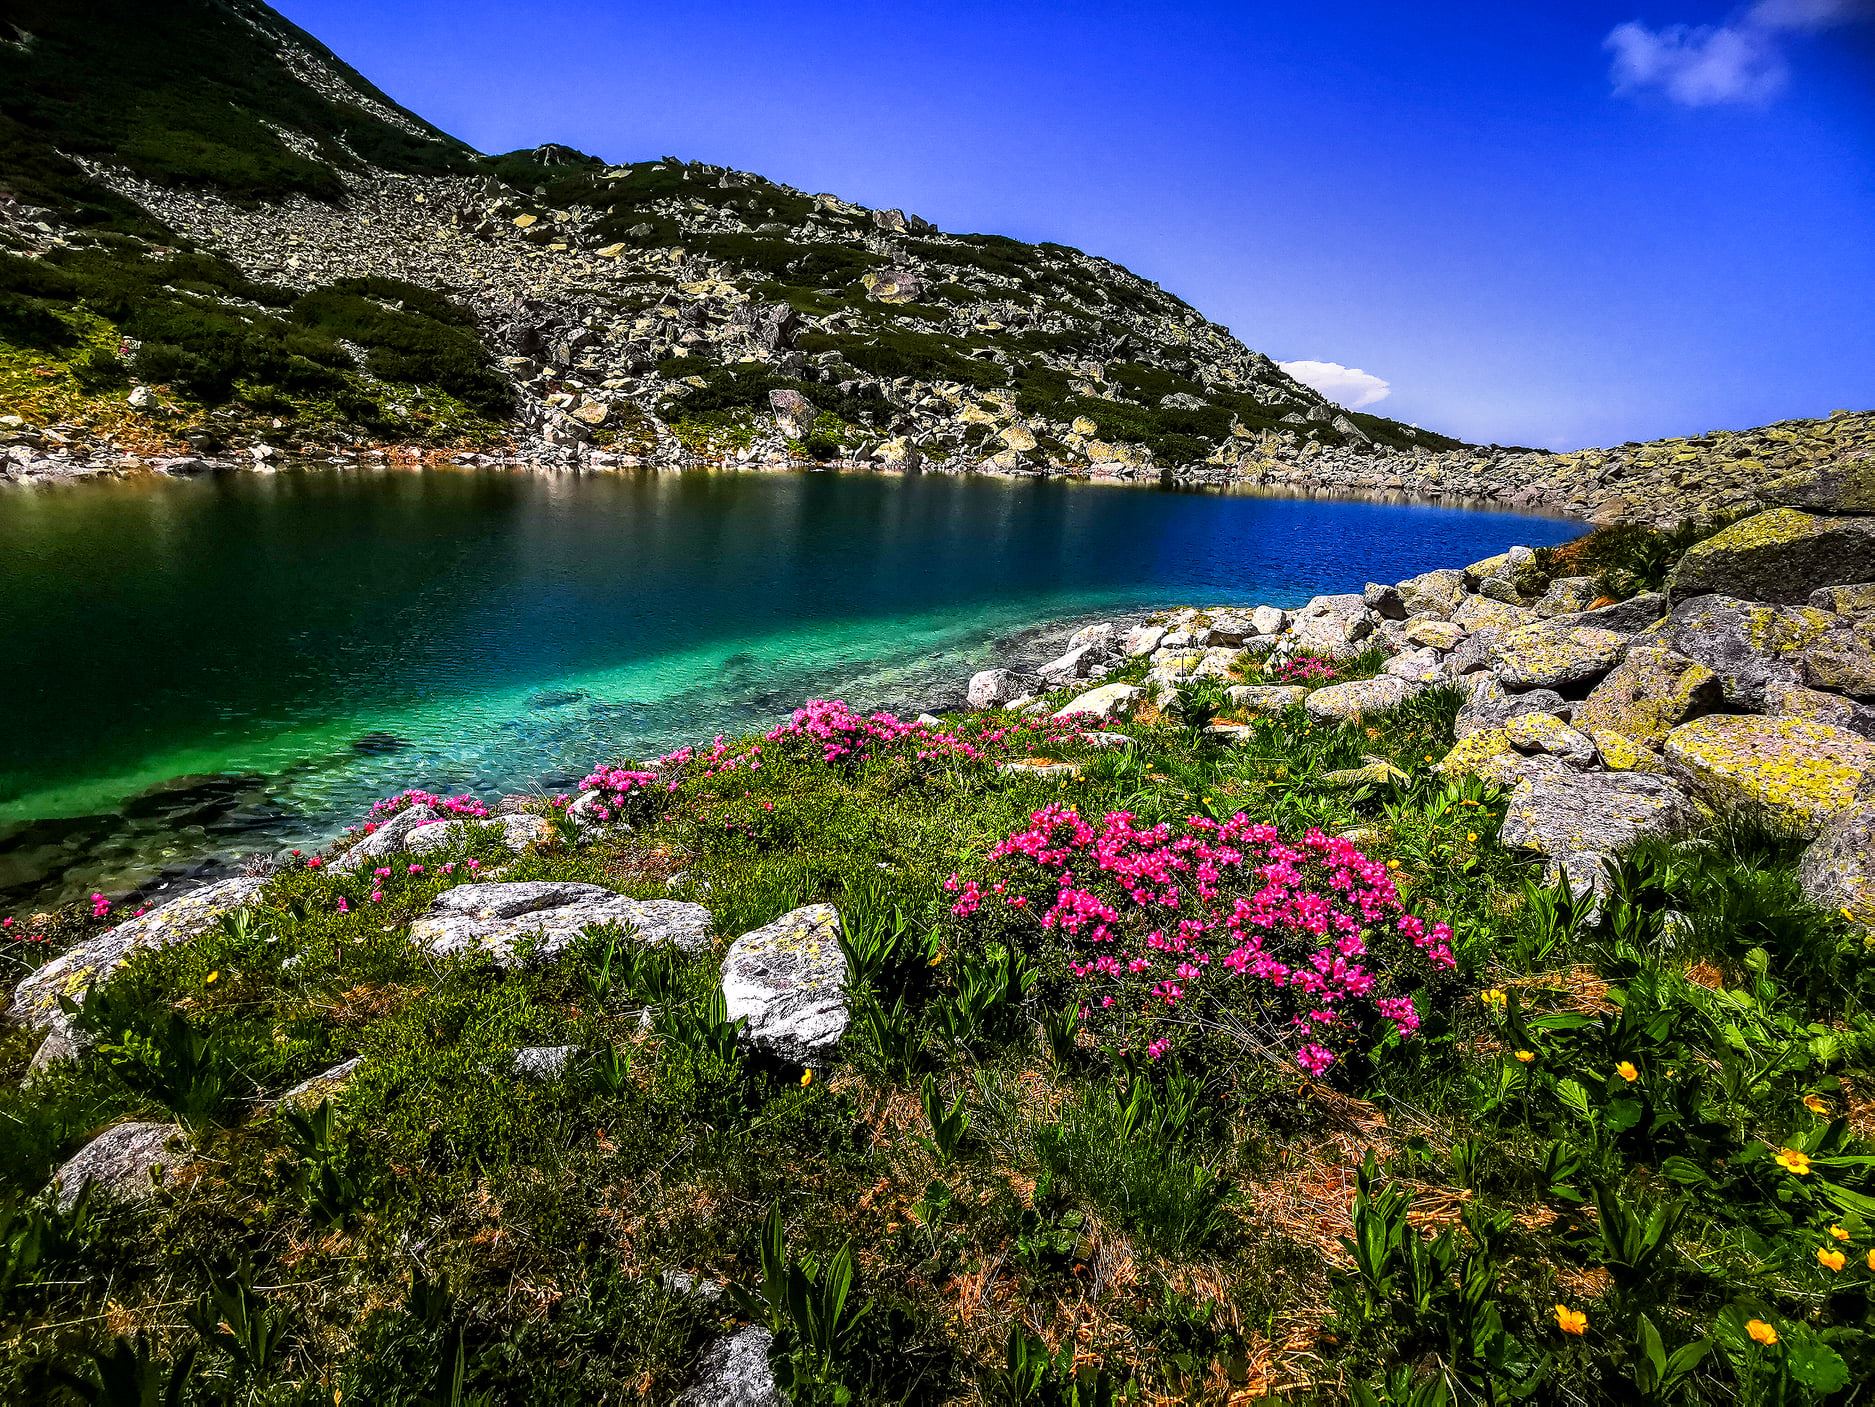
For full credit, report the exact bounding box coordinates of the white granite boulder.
[1304,675,1423,723]
[409,882,712,963]
[721,904,849,1064]
[50,1122,187,1211]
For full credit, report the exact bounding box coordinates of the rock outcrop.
[721,904,849,1064]
[409,882,712,963]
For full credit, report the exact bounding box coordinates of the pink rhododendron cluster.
[1269,657,1337,683]
[947,804,1455,1076]
[368,789,490,823]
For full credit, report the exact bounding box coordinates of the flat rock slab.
[11,875,266,1034]
[1225,684,1309,713]
[51,1122,186,1211]
[998,759,1084,779]
[1500,770,1694,894]
[721,904,848,1064]
[409,882,712,963]
[1053,682,1145,722]
[408,813,551,858]
[1663,713,1874,836]
[675,1325,782,1407]
[278,1056,365,1106]
[1304,675,1422,722]
[1490,623,1628,690]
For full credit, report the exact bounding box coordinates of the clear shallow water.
[0,468,1579,906]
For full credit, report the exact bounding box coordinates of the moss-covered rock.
[1668,509,1875,606]
[1503,712,1597,766]
[1573,646,1721,744]
[1647,595,1837,711]
[1490,623,1628,691]
[1662,713,1875,836]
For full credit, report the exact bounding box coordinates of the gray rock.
[1455,674,1571,738]
[11,876,267,1041]
[1201,612,1256,646]
[1799,777,1875,926]
[1503,712,1599,768]
[1382,646,1447,685]
[1562,593,1667,635]
[1122,624,1165,657]
[1489,623,1628,691]
[333,804,441,871]
[410,882,711,963]
[1053,682,1145,722]
[1364,582,1407,619]
[1453,595,1541,633]
[721,904,848,1064]
[514,1044,578,1079]
[1573,646,1722,745]
[1036,641,1111,685]
[967,668,1028,709]
[1067,621,1117,652]
[279,1056,365,1105]
[1224,683,1309,714]
[1287,593,1375,659]
[1810,582,1875,617]
[1535,576,1601,617]
[1648,595,1835,711]
[1250,604,1289,636]
[675,1325,782,1407]
[1304,675,1423,723]
[769,388,815,439]
[1404,618,1467,651]
[1668,509,1875,605]
[1768,681,1875,739]
[51,1122,186,1211]
[1801,619,1875,700]
[406,813,551,859]
[1396,568,1468,618]
[1499,771,1694,897]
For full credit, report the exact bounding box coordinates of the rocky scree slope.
[0,0,1437,482]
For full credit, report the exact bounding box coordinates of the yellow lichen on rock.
[1663,713,1874,835]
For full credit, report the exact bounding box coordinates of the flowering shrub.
[578,763,675,825]
[368,789,490,823]
[947,805,1456,1077]
[1269,656,1337,684]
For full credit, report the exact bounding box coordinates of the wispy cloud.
[1278,360,1391,409]
[1604,0,1872,106]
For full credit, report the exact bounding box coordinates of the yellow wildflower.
[1746,1319,1778,1346]
[1804,1093,1830,1116]
[1775,1147,1813,1176]
[1466,831,1478,843]
[1818,1247,1846,1272]
[1868,1248,1875,1272]
[800,1069,814,1087]
[1615,1061,1638,1082]
[1554,1304,1587,1336]
[204,970,220,986]
[1829,1224,1849,1242]
[1514,1049,1536,1064]
[1480,988,1508,1008]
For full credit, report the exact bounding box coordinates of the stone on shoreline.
[1054,682,1146,723]
[967,668,1029,709]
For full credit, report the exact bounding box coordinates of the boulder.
[1504,712,1598,768]
[1250,604,1290,636]
[1800,619,1875,700]
[1453,595,1540,633]
[967,668,1028,709]
[1454,675,1570,738]
[1122,624,1166,657]
[1766,460,1875,516]
[11,877,266,1044]
[1404,618,1467,651]
[1036,642,1112,685]
[1668,509,1875,605]
[1054,683,1145,723]
[1396,569,1468,619]
[721,904,848,1063]
[1572,647,1722,745]
[1585,728,1666,774]
[1147,647,1243,686]
[1499,771,1694,896]
[769,388,816,439]
[1649,595,1836,711]
[51,1122,186,1211]
[1201,612,1257,646]
[1663,714,1874,836]
[334,804,441,871]
[1535,576,1600,617]
[1564,593,1667,635]
[675,1325,782,1407]
[1463,546,1536,588]
[279,1056,365,1106]
[1067,622,1117,653]
[1364,583,1407,620]
[1382,647,1447,685]
[1437,729,1570,789]
[1304,675,1422,723]
[1287,593,1375,659]
[1810,582,1875,617]
[1224,684,1309,714]
[1490,623,1628,691]
[1799,778,1875,926]
[406,813,551,859]
[409,882,712,963]
[1767,682,1875,740]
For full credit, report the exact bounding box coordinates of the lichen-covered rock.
[1453,595,1540,633]
[1067,621,1117,652]
[1437,729,1570,788]
[1404,618,1467,650]
[51,1122,186,1211]
[405,813,551,859]
[1054,682,1145,723]
[1767,682,1875,739]
[1037,639,1116,684]
[1122,624,1166,657]
[1563,592,1668,635]
[1668,508,1875,605]
[1799,778,1875,926]
[1663,714,1874,835]
[721,904,848,1063]
[1396,568,1468,618]
[1647,595,1837,711]
[1810,582,1875,617]
[1364,582,1407,619]
[10,877,266,1045]
[967,668,1028,709]
[334,805,440,871]
[1224,683,1309,714]
[1535,576,1600,617]
[1321,757,1411,789]
[1499,771,1694,895]
[1800,619,1875,700]
[1147,646,1244,686]
[1504,712,1598,767]
[513,1044,578,1079]
[1489,623,1628,691]
[1767,459,1875,516]
[1584,727,1666,773]
[1382,646,1448,685]
[1573,647,1721,744]
[675,1325,782,1407]
[1463,546,1536,588]
[409,882,711,963]
[1304,675,1422,723]
[1454,675,1570,738]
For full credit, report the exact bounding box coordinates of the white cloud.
[1605,1,1873,106]
[1278,360,1391,410]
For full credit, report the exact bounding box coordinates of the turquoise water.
[0,467,1579,905]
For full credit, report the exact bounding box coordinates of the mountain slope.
[0,0,1456,476]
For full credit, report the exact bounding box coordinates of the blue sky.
[280,0,1875,449]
